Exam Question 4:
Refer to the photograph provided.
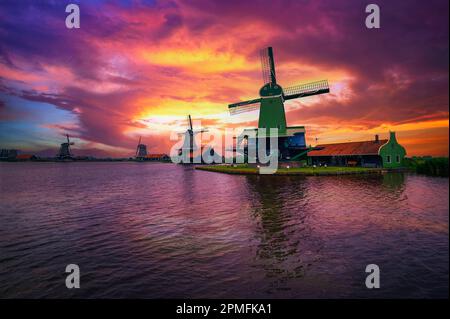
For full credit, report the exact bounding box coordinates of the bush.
[405,157,449,177]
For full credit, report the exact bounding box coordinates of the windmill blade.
[136,136,142,156]
[193,129,208,134]
[176,130,194,136]
[268,47,277,84]
[283,80,329,100]
[188,115,193,131]
[65,134,73,156]
[228,98,261,115]
[260,48,271,84]
[260,47,277,85]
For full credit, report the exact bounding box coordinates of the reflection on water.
[0,163,448,298]
[245,176,317,294]
[382,171,405,189]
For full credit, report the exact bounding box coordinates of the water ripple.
[0,162,448,298]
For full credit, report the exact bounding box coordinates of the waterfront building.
[307,132,406,168]
[145,154,170,162]
[0,149,18,160]
[15,154,37,161]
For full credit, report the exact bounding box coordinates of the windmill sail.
[228,98,262,115]
[188,115,193,131]
[229,48,329,117]
[260,47,276,84]
[283,80,329,100]
[136,136,141,156]
[176,115,208,135]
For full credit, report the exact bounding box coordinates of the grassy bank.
[196,164,382,176]
[404,157,449,177]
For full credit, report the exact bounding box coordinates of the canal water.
[0,162,448,298]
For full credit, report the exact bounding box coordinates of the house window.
[386,155,391,163]
[396,155,400,163]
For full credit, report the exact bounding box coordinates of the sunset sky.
[0,0,448,157]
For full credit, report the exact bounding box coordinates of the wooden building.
[308,132,406,168]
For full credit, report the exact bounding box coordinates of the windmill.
[178,114,210,164]
[135,136,148,160]
[57,134,75,159]
[229,47,330,161]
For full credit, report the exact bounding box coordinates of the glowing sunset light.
[0,0,448,156]
[141,48,256,73]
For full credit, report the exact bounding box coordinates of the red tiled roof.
[16,154,35,159]
[308,140,388,157]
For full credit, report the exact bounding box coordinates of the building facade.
[145,154,170,161]
[307,132,406,168]
[0,149,18,160]
[378,132,407,168]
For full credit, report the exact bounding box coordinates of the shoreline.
[195,165,411,176]
[0,159,172,163]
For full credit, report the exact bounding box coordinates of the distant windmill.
[135,136,148,160]
[178,114,208,163]
[57,134,75,159]
[228,47,330,161]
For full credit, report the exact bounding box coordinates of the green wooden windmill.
[229,47,330,160]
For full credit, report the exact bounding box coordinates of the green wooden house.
[378,132,407,168]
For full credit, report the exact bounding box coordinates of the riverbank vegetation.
[404,157,449,177]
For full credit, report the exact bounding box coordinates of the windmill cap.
[260,83,282,97]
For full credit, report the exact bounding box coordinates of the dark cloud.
[0,0,448,155]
